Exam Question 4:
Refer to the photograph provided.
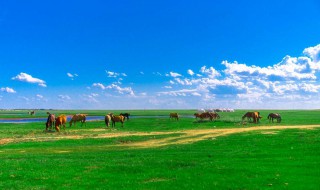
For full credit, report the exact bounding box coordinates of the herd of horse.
[44,111,281,132]
[242,112,282,124]
[45,112,130,132]
[169,111,281,124]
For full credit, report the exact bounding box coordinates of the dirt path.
[1,125,319,148]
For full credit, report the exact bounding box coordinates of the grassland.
[0,109,320,189]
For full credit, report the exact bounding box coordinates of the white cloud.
[12,72,47,87]
[58,95,71,102]
[93,83,107,90]
[200,66,221,78]
[1,87,16,93]
[82,94,99,103]
[90,93,99,97]
[300,83,320,93]
[106,84,135,96]
[174,78,192,86]
[106,70,127,78]
[156,44,320,109]
[187,69,194,76]
[166,72,182,78]
[93,82,135,96]
[222,55,316,80]
[36,94,43,99]
[153,72,162,76]
[67,73,78,80]
[158,89,199,97]
[303,44,320,63]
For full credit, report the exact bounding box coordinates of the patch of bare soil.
[1,125,319,149]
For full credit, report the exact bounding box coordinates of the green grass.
[1,109,320,189]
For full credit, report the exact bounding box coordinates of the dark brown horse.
[169,113,179,120]
[120,113,130,120]
[194,112,217,121]
[267,113,281,123]
[29,110,36,116]
[45,113,55,131]
[242,112,261,123]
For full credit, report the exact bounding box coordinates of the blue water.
[0,116,104,123]
[0,115,194,123]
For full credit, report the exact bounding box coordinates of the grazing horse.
[105,113,112,127]
[194,113,201,119]
[267,113,281,123]
[120,113,130,120]
[29,110,36,116]
[195,112,218,121]
[109,114,125,127]
[45,113,55,131]
[169,113,179,120]
[242,112,262,123]
[69,114,87,127]
[55,114,67,132]
[211,112,220,119]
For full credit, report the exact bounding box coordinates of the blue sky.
[1,0,320,109]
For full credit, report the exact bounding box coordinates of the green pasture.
[0,109,320,189]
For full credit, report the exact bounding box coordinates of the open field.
[1,110,320,189]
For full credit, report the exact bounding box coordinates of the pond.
[0,116,104,123]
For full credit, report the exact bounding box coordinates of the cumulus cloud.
[1,87,16,93]
[158,44,320,108]
[222,55,316,81]
[200,66,221,78]
[303,44,320,63]
[12,72,47,87]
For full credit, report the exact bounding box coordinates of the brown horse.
[211,112,220,119]
[169,113,179,120]
[105,113,112,127]
[109,113,125,127]
[45,113,55,131]
[242,112,261,123]
[55,114,67,131]
[69,114,87,127]
[267,113,281,123]
[194,112,215,121]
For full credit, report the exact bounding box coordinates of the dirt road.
[1,125,319,148]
